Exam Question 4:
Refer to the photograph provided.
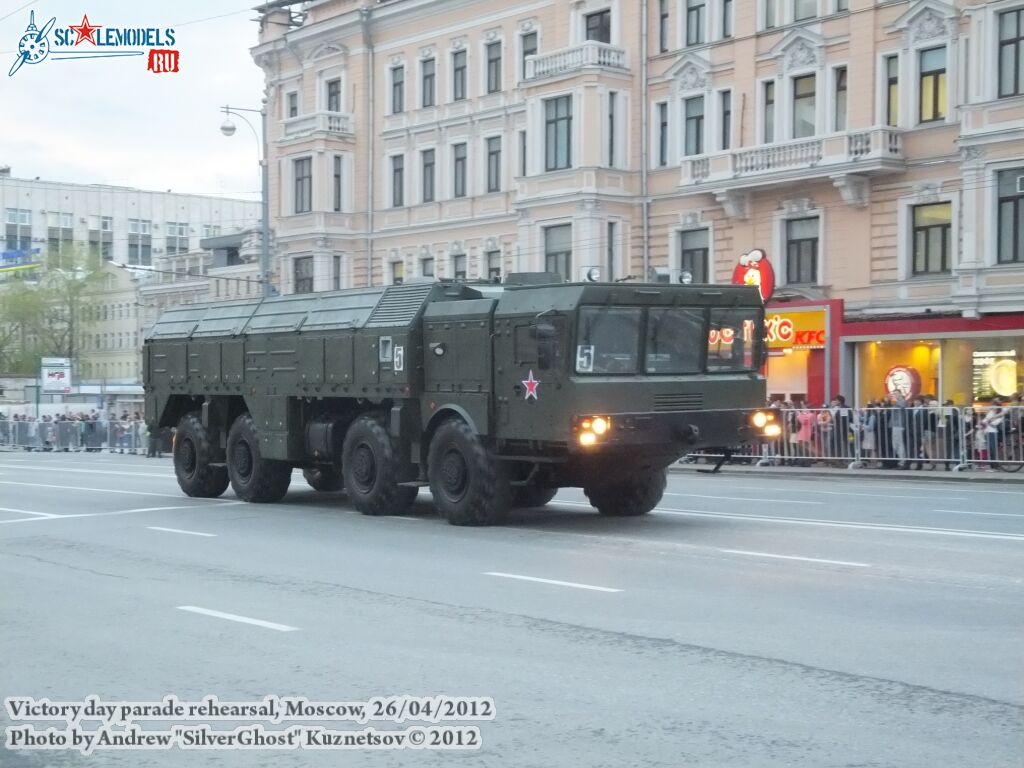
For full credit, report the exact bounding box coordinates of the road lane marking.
[719,549,871,567]
[718,488,969,501]
[146,526,217,537]
[0,506,58,519]
[0,503,244,525]
[483,571,622,593]
[664,492,822,505]
[391,516,424,521]
[932,509,1024,519]
[713,479,1021,496]
[0,480,235,500]
[0,464,172,479]
[553,500,1024,541]
[176,606,299,632]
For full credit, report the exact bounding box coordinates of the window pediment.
[887,1,955,46]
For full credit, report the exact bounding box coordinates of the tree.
[0,247,105,375]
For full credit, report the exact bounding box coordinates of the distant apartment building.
[0,169,260,275]
[0,171,261,387]
[252,0,1023,404]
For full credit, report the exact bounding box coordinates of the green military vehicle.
[144,275,776,525]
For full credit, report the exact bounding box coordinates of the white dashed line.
[484,571,622,593]
[176,606,299,632]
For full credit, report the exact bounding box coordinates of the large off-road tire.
[512,484,559,509]
[428,418,511,526]
[303,465,344,492]
[174,412,229,498]
[226,414,291,503]
[342,415,417,516]
[584,469,667,517]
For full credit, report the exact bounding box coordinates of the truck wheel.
[584,469,666,517]
[303,466,343,492]
[428,419,511,526]
[174,413,229,498]
[227,414,291,503]
[512,485,558,509]
[342,415,417,516]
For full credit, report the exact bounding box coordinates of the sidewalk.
[671,461,1024,484]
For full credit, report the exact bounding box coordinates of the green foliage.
[0,247,106,375]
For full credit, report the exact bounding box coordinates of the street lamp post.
[220,103,271,298]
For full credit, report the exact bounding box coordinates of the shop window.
[679,229,709,284]
[912,202,951,274]
[786,217,818,284]
[998,168,1024,264]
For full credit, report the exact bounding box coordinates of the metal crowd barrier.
[686,404,1024,473]
[0,419,153,454]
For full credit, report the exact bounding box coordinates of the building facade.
[252,0,1024,405]
[1,169,260,275]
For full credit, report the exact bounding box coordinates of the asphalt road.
[0,452,1021,767]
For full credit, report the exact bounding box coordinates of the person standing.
[889,394,908,468]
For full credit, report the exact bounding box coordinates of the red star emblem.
[69,14,102,46]
[522,370,540,401]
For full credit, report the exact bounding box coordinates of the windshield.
[575,307,642,374]
[707,307,760,372]
[575,305,763,375]
[645,308,705,374]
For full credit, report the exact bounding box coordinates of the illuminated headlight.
[752,411,769,428]
[579,431,597,446]
[764,423,782,438]
[591,417,610,435]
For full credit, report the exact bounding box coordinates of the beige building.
[251,0,1024,404]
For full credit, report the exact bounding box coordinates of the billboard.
[41,357,73,393]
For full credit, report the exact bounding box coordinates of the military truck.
[144,275,776,525]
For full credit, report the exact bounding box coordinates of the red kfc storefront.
[840,313,1024,406]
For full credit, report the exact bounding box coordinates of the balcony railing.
[524,41,628,81]
[680,128,904,186]
[280,111,354,140]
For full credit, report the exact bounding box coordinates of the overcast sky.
[0,0,266,200]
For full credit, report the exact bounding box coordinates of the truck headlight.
[764,423,782,438]
[579,431,597,446]
[591,417,609,435]
[752,411,769,428]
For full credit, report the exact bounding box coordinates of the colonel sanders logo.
[730,249,775,303]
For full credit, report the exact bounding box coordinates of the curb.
[670,462,1024,484]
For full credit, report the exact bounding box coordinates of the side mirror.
[529,322,557,340]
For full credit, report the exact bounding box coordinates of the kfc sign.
[731,249,775,302]
[764,310,827,351]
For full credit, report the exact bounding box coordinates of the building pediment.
[305,41,348,64]
[769,29,825,73]
[664,53,711,94]
[887,1,955,45]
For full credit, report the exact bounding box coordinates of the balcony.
[279,111,354,142]
[680,128,905,191]
[524,41,628,82]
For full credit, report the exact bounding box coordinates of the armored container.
[144,276,775,525]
